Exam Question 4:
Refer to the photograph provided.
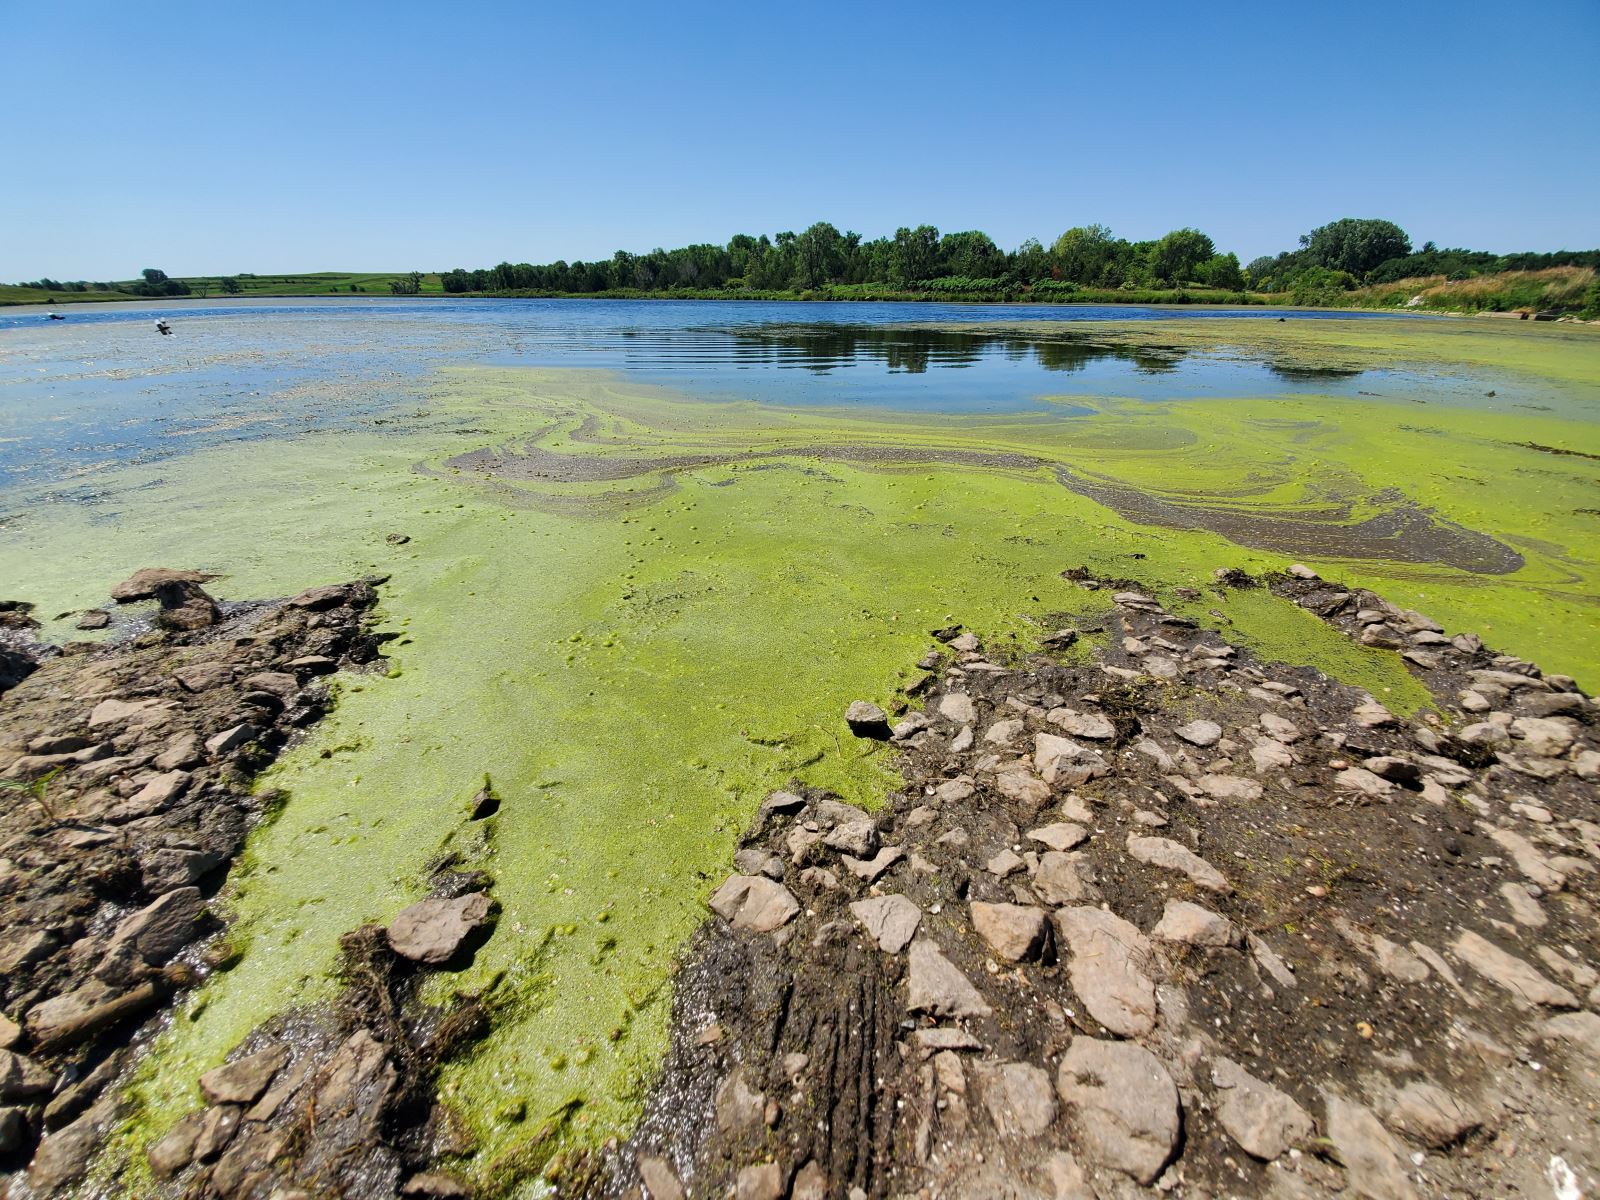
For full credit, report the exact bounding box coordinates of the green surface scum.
[0,315,1595,1194]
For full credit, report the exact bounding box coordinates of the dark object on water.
[46,312,64,320]
[155,319,173,336]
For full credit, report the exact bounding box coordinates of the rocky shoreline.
[3,561,1598,1199]
[597,566,1600,1200]
[0,570,393,1196]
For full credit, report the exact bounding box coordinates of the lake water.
[0,297,1473,489]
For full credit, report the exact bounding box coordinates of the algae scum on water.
[0,311,1597,1193]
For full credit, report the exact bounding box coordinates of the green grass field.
[0,272,446,306]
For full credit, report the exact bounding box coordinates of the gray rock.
[1033,733,1109,787]
[173,661,235,692]
[400,1172,473,1198]
[1540,1010,1600,1060]
[707,876,799,934]
[1260,712,1302,742]
[1032,852,1094,905]
[386,892,495,964]
[148,1110,204,1177]
[1211,1056,1314,1161]
[1054,906,1157,1037]
[979,1060,1058,1137]
[1152,899,1240,946]
[823,815,877,856]
[205,723,259,755]
[1452,930,1577,1008]
[1324,1095,1416,1199]
[1056,1037,1180,1184]
[907,939,993,1018]
[0,1048,54,1101]
[76,608,110,630]
[987,848,1026,877]
[970,902,1050,962]
[193,1102,241,1161]
[849,895,921,953]
[937,692,976,724]
[1175,720,1222,747]
[110,886,205,964]
[1199,773,1263,801]
[1127,835,1232,893]
[28,1099,113,1192]
[841,845,903,883]
[1026,822,1088,851]
[637,1154,687,1200]
[199,1044,291,1105]
[844,700,891,738]
[714,1067,766,1134]
[735,1162,784,1200]
[1048,708,1115,740]
[1380,1081,1481,1149]
[25,980,163,1049]
[153,731,205,771]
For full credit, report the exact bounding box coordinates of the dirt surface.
[593,566,1600,1200]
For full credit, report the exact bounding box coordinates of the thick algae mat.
[0,316,1596,1193]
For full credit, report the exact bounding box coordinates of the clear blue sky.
[5,0,1597,280]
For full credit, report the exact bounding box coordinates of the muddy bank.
[0,571,388,1195]
[599,567,1599,1199]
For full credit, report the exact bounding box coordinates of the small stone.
[844,700,890,738]
[984,718,1025,745]
[148,1110,203,1177]
[205,723,259,755]
[1152,900,1239,947]
[1381,1081,1481,1149]
[153,731,204,771]
[110,886,206,965]
[1199,773,1263,801]
[1026,822,1088,852]
[75,609,110,630]
[1048,708,1116,739]
[1056,1037,1180,1184]
[714,1068,767,1134]
[1032,852,1094,905]
[387,892,495,964]
[970,902,1050,962]
[979,1061,1058,1138]
[823,819,877,857]
[987,848,1025,877]
[400,1172,473,1199]
[1335,767,1394,796]
[841,845,903,883]
[907,939,992,1018]
[1499,882,1547,927]
[734,1162,784,1200]
[1127,835,1232,893]
[1211,1056,1314,1161]
[173,661,235,692]
[1033,733,1109,787]
[1287,563,1319,579]
[938,692,976,724]
[200,1045,290,1105]
[0,1048,54,1101]
[1260,712,1302,742]
[708,876,799,934]
[1324,1095,1416,1199]
[636,1158,688,1200]
[1174,720,1221,747]
[849,895,921,953]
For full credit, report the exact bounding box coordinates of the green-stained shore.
[2,316,1597,1194]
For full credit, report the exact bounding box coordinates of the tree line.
[438,223,1246,296]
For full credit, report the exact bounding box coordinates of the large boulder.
[1056,1038,1180,1184]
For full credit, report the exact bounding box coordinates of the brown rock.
[111,567,216,603]
[970,902,1051,962]
[387,892,495,964]
[199,1044,290,1105]
[1056,1037,1180,1184]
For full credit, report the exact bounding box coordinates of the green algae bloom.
[1,314,1596,1195]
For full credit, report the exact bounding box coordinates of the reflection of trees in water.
[1262,362,1364,382]
[719,324,1189,375]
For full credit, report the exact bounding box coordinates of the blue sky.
[4,0,1597,279]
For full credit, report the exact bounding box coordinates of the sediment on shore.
[597,565,1599,1200]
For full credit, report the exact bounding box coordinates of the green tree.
[890,225,940,286]
[1146,229,1216,285]
[1194,252,1244,290]
[938,230,1001,279]
[1050,225,1119,285]
[220,276,242,295]
[1299,218,1412,279]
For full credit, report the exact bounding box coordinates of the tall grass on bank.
[1350,266,1598,316]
